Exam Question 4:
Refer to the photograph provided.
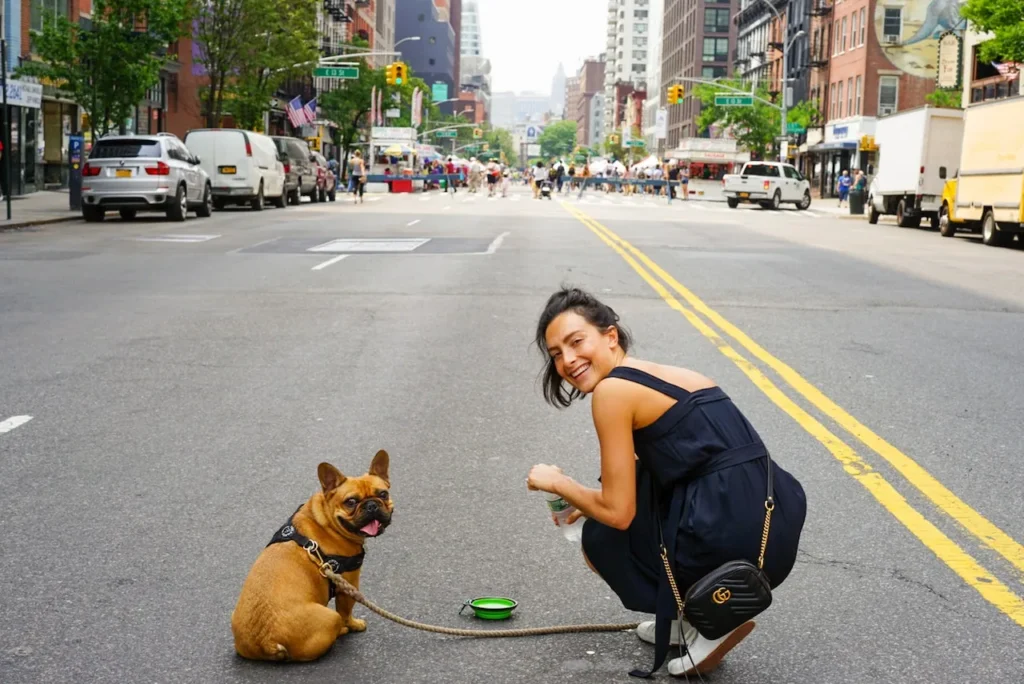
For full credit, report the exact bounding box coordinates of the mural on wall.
[876,0,968,78]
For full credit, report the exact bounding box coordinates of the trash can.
[848,189,865,215]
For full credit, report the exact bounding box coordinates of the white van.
[182,128,287,210]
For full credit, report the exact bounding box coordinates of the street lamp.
[394,36,422,49]
[757,0,805,159]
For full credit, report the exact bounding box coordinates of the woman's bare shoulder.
[625,360,717,393]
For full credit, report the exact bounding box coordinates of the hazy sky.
[476,0,606,94]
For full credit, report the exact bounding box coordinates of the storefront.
[807,116,876,198]
[667,138,751,179]
[0,78,44,196]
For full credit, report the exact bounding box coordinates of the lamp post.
[757,0,805,160]
[394,36,422,49]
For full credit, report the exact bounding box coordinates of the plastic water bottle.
[545,492,584,543]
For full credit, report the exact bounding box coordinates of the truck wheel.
[769,190,781,210]
[727,198,739,208]
[867,200,880,224]
[981,210,1013,247]
[938,205,956,237]
[896,199,920,228]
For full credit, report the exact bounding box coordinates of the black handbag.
[659,452,776,641]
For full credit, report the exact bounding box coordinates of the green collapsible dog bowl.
[459,597,518,620]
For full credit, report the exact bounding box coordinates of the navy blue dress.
[581,367,807,673]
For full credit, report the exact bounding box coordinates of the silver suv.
[81,132,213,222]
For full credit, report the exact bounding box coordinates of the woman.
[527,287,806,678]
[349,150,366,204]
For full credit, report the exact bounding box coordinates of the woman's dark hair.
[535,286,633,408]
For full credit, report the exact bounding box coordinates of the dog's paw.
[337,625,350,637]
[347,617,367,632]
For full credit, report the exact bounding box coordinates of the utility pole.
[1,6,11,219]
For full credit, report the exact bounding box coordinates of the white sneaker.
[635,618,698,647]
[667,621,756,677]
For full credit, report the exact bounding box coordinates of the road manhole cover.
[308,238,430,253]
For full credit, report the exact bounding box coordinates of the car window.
[783,166,798,179]
[742,164,779,178]
[91,139,162,158]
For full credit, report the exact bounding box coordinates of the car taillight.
[763,180,770,190]
[82,163,101,177]
[145,161,171,175]
[284,164,291,174]
[245,141,252,156]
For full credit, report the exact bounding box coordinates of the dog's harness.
[266,506,365,599]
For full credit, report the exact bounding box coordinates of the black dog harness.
[266,505,365,599]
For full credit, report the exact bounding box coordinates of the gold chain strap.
[660,546,685,613]
[757,499,775,570]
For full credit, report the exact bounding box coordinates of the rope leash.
[323,568,640,638]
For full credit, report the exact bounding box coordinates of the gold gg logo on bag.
[712,587,732,604]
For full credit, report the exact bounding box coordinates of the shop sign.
[936,31,962,90]
[3,79,43,109]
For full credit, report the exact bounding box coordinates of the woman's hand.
[526,464,566,493]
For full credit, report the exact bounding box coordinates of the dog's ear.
[318,462,347,493]
[368,449,390,484]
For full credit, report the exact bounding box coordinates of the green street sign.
[787,122,806,134]
[625,140,644,147]
[715,94,754,107]
[313,66,359,79]
[434,130,458,138]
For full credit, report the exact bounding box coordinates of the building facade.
[604,0,653,136]
[961,27,1024,106]
[396,0,458,114]
[575,59,607,148]
[661,0,738,148]
[642,0,665,149]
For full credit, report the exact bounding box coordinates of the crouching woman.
[527,286,807,678]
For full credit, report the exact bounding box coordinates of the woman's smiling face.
[545,311,621,394]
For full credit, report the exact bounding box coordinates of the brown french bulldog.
[231,450,393,661]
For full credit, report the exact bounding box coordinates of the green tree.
[961,0,1024,64]
[787,99,826,130]
[195,0,319,129]
[925,88,963,109]
[227,0,320,130]
[538,120,578,158]
[16,0,191,140]
[318,60,388,174]
[694,79,781,158]
[484,127,518,166]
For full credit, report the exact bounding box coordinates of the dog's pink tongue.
[360,520,381,536]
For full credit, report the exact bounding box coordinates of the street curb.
[0,215,80,232]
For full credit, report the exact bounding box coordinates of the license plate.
[738,192,749,198]
[219,166,237,175]
[115,169,131,178]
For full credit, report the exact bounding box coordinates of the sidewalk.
[810,199,868,220]
[0,190,80,230]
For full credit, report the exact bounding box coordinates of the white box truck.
[866,106,965,228]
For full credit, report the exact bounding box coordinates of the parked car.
[182,128,286,210]
[80,132,213,222]
[722,161,812,210]
[311,152,336,202]
[271,136,318,205]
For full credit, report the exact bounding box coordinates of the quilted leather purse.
[661,454,775,641]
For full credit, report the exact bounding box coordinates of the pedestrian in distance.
[837,169,851,207]
[348,150,367,204]
[527,286,807,678]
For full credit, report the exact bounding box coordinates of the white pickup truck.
[722,161,812,210]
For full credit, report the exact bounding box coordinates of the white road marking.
[366,196,381,202]
[134,234,220,243]
[0,415,32,434]
[690,203,709,211]
[407,219,421,226]
[486,231,510,254]
[310,238,430,253]
[311,254,350,271]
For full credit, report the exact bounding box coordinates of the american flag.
[302,97,318,124]
[993,62,1022,75]
[286,96,305,127]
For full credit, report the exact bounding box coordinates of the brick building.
[574,59,606,148]
[806,0,941,196]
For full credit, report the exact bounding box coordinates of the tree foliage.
[925,88,963,109]
[195,0,319,129]
[16,0,191,140]
[318,59,388,173]
[538,120,578,159]
[961,0,1024,64]
[694,79,782,158]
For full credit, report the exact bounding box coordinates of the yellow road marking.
[571,204,1024,579]
[563,203,1024,628]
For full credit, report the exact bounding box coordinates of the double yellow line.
[562,202,1024,628]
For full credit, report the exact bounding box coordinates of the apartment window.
[702,65,727,79]
[882,8,902,41]
[830,84,838,118]
[841,17,847,52]
[832,19,840,55]
[837,80,844,117]
[636,23,648,33]
[704,8,730,33]
[851,12,858,48]
[879,75,899,115]
[702,37,729,63]
[855,76,862,114]
[31,0,69,32]
[634,9,648,19]
[633,50,647,60]
[847,77,853,115]
[859,8,867,45]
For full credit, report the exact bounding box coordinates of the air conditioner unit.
[879,105,895,116]
[883,34,899,45]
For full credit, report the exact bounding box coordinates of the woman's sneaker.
[635,618,698,647]
[667,621,756,677]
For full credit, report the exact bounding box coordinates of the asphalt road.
[2,185,1023,683]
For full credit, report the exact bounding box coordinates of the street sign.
[786,122,806,134]
[625,140,644,147]
[435,130,458,138]
[715,94,754,107]
[431,82,448,102]
[313,66,359,79]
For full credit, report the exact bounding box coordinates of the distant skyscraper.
[603,0,653,133]
[551,63,567,115]
[461,0,482,83]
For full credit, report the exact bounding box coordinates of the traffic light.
[667,85,685,105]
[609,133,620,146]
[473,127,483,139]
[385,63,396,85]
[393,62,406,85]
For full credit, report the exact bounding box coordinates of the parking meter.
[69,134,84,210]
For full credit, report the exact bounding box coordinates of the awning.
[806,141,858,152]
